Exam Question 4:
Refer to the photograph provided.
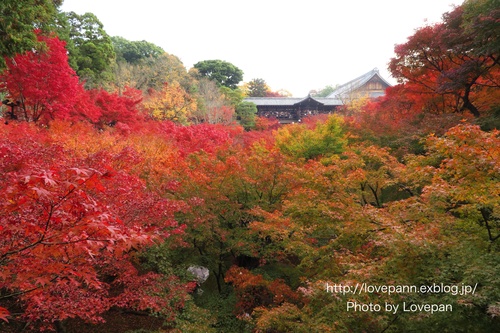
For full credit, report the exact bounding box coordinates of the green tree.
[219,85,244,107]
[313,84,336,97]
[57,12,115,88]
[0,0,62,69]
[275,115,347,161]
[247,78,269,97]
[193,59,243,89]
[112,36,165,64]
[462,0,500,57]
[235,101,257,130]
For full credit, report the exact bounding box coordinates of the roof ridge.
[325,68,387,98]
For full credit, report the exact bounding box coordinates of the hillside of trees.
[0,0,499,332]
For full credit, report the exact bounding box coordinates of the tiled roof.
[244,97,304,106]
[326,68,392,99]
[244,96,343,106]
[243,69,391,107]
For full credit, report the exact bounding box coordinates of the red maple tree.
[389,5,500,117]
[0,124,192,328]
[1,32,100,124]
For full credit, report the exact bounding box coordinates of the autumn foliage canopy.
[0,1,499,332]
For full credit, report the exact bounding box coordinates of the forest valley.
[0,0,499,332]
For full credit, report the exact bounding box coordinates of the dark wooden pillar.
[2,98,20,123]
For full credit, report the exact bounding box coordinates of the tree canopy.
[313,84,336,97]
[1,1,500,332]
[0,0,61,69]
[57,11,116,88]
[235,101,257,129]
[246,78,269,97]
[113,47,191,93]
[1,33,93,124]
[389,1,500,117]
[112,36,165,64]
[193,59,243,89]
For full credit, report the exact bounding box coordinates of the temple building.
[244,68,392,123]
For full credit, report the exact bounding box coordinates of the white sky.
[60,0,463,97]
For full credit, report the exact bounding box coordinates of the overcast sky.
[60,0,463,96]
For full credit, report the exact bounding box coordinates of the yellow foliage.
[345,95,370,114]
[143,81,197,124]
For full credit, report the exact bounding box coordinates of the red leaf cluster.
[225,266,302,315]
[0,123,191,328]
[1,33,144,129]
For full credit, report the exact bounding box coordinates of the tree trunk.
[55,320,66,333]
[461,86,480,117]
